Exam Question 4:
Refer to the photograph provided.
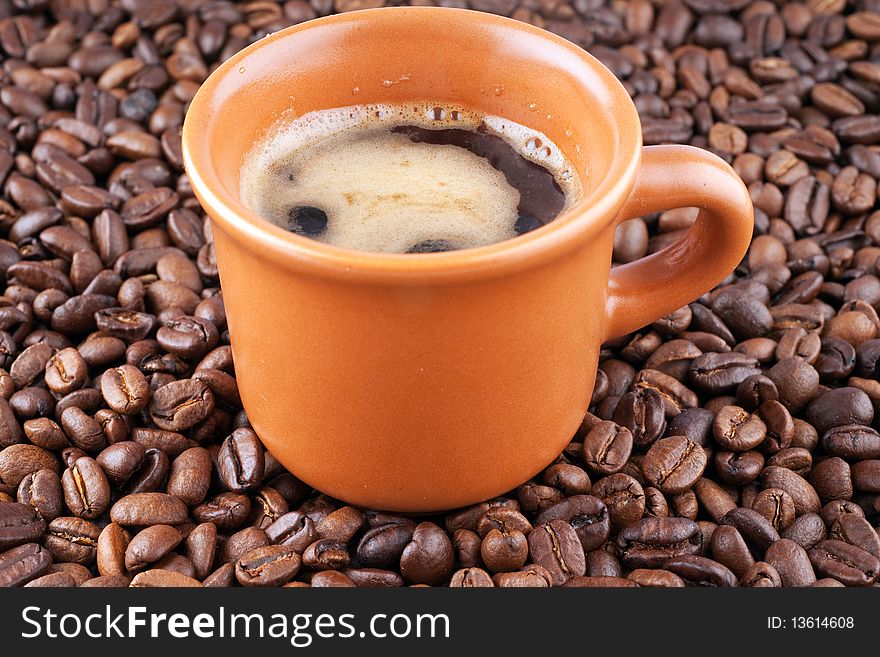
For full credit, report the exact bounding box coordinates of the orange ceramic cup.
[183,7,753,512]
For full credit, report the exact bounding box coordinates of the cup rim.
[183,7,643,283]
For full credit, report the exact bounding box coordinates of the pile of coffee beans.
[1,0,880,588]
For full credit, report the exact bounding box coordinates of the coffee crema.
[240,103,583,254]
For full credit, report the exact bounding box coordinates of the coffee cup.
[182,7,753,512]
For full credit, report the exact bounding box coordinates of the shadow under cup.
[183,8,642,512]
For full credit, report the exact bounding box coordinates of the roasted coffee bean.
[309,569,357,587]
[584,548,621,579]
[97,523,130,578]
[627,568,686,587]
[314,505,363,543]
[399,522,453,585]
[821,501,865,528]
[96,442,145,487]
[542,463,590,496]
[642,436,706,494]
[124,524,181,572]
[690,352,761,394]
[740,561,782,588]
[100,364,150,414]
[715,450,764,485]
[193,492,251,532]
[184,522,217,581]
[766,357,820,414]
[582,421,632,475]
[757,400,794,453]
[79,575,131,588]
[43,516,100,566]
[761,466,821,515]
[55,389,104,421]
[0,444,59,487]
[492,565,553,588]
[17,470,62,522]
[822,425,880,460]
[713,405,767,451]
[453,528,482,569]
[592,474,646,528]
[635,368,698,415]
[751,488,796,532]
[710,525,755,579]
[130,569,201,587]
[852,460,880,493]
[830,515,880,559]
[61,457,110,520]
[667,408,715,446]
[694,478,737,523]
[22,569,78,588]
[0,502,46,551]
[536,495,609,552]
[617,517,701,568]
[735,374,778,410]
[51,294,117,334]
[165,447,211,507]
[721,507,780,554]
[95,308,155,342]
[217,428,264,493]
[449,567,494,587]
[527,520,586,586]
[613,387,666,448]
[221,527,271,565]
[476,507,532,538]
[58,407,105,454]
[563,576,638,587]
[480,529,528,573]
[149,379,214,431]
[664,555,738,587]
[302,538,350,571]
[805,387,874,435]
[710,289,772,340]
[643,486,668,518]
[782,513,828,550]
[0,543,52,587]
[157,316,218,360]
[808,539,879,587]
[44,348,87,395]
[129,427,193,457]
[110,492,187,526]
[19,420,68,451]
[810,457,853,502]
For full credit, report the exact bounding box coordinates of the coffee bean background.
[1,0,880,588]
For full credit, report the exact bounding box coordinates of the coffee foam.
[240,103,582,253]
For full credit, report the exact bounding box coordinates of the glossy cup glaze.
[183,7,753,512]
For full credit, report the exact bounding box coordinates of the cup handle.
[603,144,754,341]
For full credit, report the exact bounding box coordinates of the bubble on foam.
[241,102,582,254]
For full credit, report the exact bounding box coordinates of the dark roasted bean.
[217,428,264,493]
[527,520,586,586]
[0,543,52,587]
[43,516,100,566]
[808,539,878,587]
[0,502,46,551]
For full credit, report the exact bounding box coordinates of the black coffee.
[240,104,582,253]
